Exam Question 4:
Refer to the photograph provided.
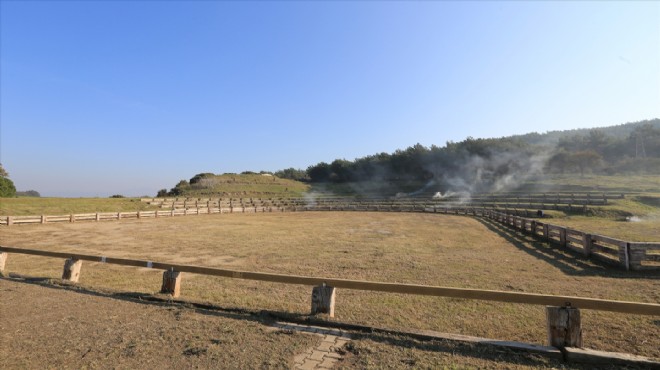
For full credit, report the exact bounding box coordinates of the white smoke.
[433,191,472,202]
[429,148,552,195]
[303,191,321,208]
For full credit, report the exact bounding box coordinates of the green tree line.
[276,119,660,193]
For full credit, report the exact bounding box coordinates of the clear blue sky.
[1,1,658,197]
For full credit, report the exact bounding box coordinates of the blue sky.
[1,1,658,197]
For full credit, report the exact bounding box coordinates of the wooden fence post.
[628,243,644,271]
[543,224,549,239]
[70,214,75,223]
[311,284,336,318]
[0,252,8,276]
[41,215,46,224]
[582,234,592,257]
[7,216,12,226]
[96,213,100,221]
[546,306,582,348]
[62,258,82,283]
[620,243,630,271]
[559,228,567,247]
[161,269,182,298]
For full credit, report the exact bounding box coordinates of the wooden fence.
[1,245,657,316]
[141,196,607,213]
[0,206,287,226]
[141,192,624,205]
[2,201,659,270]
[1,244,659,353]
[476,209,660,271]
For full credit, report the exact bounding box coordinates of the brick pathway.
[269,322,352,369]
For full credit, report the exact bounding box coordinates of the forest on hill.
[276,119,660,195]
[162,119,660,197]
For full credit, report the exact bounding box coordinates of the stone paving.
[269,322,352,369]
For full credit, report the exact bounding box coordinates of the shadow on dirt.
[2,274,657,369]
[340,331,638,370]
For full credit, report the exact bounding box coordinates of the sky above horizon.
[1,1,659,197]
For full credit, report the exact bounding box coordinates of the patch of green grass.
[176,174,310,198]
[544,194,660,241]
[0,197,160,216]
[521,174,660,194]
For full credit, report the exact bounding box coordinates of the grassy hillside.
[163,173,310,198]
[311,174,660,198]
[518,174,660,194]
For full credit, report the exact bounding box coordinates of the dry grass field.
[0,279,318,369]
[1,211,658,366]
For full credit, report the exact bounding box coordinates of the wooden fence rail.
[475,209,660,271]
[0,245,658,317]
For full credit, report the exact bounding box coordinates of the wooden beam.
[161,269,182,297]
[311,285,336,317]
[0,252,7,275]
[62,258,82,283]
[546,306,582,348]
[563,347,660,367]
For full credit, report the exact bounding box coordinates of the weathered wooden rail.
[1,244,659,355]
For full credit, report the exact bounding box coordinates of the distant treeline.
[16,190,41,197]
[275,119,660,194]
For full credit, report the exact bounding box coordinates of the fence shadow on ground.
[475,218,660,280]
[0,276,595,369]
[2,274,267,324]
[346,331,609,370]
